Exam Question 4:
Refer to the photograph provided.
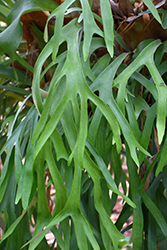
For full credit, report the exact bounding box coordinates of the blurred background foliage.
[1,0,167,249]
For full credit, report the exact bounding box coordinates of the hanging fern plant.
[1,0,167,249]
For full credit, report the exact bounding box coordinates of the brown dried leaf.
[118,0,133,17]
[110,0,124,17]
[153,125,160,152]
[92,0,100,13]
[139,153,157,191]
[142,13,150,24]
[117,13,167,50]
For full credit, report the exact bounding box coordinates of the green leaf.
[0,4,11,17]
[155,134,167,176]
[80,0,103,61]
[0,0,58,56]
[158,10,167,29]
[139,187,167,241]
[138,104,156,164]
[133,95,149,119]
[44,0,75,58]
[126,145,143,250]
[0,84,31,95]
[0,146,14,202]
[86,140,136,208]
[0,197,37,244]
[100,0,114,57]
[147,62,167,144]
[1,0,13,8]
[0,211,23,244]
[142,0,162,25]
[51,128,69,161]
[44,140,67,214]
[126,95,141,141]
[114,40,161,113]
[21,118,37,209]
[0,19,22,56]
